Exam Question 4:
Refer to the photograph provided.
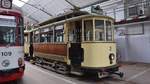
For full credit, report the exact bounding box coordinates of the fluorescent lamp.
[13,0,29,7]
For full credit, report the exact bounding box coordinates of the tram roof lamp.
[1,0,12,9]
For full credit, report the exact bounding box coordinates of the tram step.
[70,71,83,76]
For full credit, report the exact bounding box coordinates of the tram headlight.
[109,54,115,64]
[18,57,24,67]
[109,53,115,60]
[1,59,10,67]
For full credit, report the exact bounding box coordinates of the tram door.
[29,32,33,59]
[68,21,83,68]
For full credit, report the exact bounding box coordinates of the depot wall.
[115,22,150,63]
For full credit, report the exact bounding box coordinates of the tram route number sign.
[1,52,12,56]
[0,0,12,9]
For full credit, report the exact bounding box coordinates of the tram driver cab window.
[18,17,24,46]
[0,28,15,45]
[68,24,76,42]
[106,21,113,41]
[95,20,105,41]
[0,32,6,44]
[84,20,93,41]
[69,21,82,43]
[0,15,16,45]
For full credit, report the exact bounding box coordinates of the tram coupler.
[112,72,124,78]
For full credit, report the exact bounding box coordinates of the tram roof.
[13,0,109,24]
[0,8,22,17]
[39,11,89,26]
[31,14,114,32]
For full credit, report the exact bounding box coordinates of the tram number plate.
[1,52,12,56]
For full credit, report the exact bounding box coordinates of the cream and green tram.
[32,12,123,78]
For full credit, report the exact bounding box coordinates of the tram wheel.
[55,63,70,75]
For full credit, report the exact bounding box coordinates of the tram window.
[34,31,40,43]
[106,21,112,41]
[54,25,64,42]
[84,20,93,41]
[69,27,77,42]
[49,26,54,42]
[95,20,105,41]
[40,33,47,42]
[69,21,82,42]
[0,15,16,45]
[69,27,75,42]
[0,27,15,45]
[40,28,50,43]
[18,17,24,46]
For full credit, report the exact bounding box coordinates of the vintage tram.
[24,30,33,61]
[28,11,123,78]
[0,1,25,83]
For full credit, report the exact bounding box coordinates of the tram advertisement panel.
[0,47,24,70]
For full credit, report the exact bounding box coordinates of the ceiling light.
[13,0,29,7]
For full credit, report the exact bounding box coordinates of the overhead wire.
[19,0,53,16]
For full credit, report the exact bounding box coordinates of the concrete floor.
[120,62,150,84]
[4,62,150,84]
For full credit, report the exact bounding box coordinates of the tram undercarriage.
[34,56,123,78]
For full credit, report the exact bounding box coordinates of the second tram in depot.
[24,30,33,61]
[0,2,25,83]
[24,11,123,78]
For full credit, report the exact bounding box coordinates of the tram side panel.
[0,47,24,69]
[81,43,118,70]
[33,43,68,63]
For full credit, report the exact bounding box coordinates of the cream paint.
[81,43,116,67]
[24,43,30,54]
[0,46,24,70]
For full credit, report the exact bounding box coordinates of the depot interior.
[11,0,150,64]
[0,0,150,83]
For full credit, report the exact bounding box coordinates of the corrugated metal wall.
[115,22,150,63]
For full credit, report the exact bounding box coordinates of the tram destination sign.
[0,0,12,9]
[91,5,103,15]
